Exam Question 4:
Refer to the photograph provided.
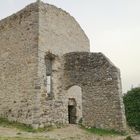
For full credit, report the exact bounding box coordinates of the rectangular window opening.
[47,75,51,95]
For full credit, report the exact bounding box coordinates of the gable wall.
[34,2,90,127]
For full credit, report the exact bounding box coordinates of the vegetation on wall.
[123,87,140,131]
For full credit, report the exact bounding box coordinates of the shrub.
[124,136,133,140]
[123,87,140,131]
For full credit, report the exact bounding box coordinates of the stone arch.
[67,85,82,124]
[68,98,76,106]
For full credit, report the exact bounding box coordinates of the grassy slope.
[0,118,130,140]
[0,138,52,140]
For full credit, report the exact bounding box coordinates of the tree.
[123,87,140,131]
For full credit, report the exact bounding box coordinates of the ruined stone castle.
[0,1,126,131]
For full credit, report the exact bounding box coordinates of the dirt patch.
[0,125,140,140]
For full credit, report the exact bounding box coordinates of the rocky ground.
[0,125,140,140]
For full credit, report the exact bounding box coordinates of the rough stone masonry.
[0,1,126,131]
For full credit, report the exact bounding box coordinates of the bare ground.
[0,125,140,140]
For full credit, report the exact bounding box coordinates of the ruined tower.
[0,1,126,131]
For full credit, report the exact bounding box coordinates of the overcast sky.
[0,0,140,93]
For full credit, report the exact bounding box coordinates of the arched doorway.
[67,85,82,124]
[68,98,76,124]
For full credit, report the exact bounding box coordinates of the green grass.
[0,118,52,133]
[0,137,55,140]
[80,125,126,136]
[0,117,128,139]
[0,118,34,132]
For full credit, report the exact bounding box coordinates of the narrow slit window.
[47,75,51,95]
[45,52,55,98]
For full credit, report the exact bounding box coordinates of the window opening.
[47,75,51,95]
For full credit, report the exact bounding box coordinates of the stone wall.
[35,54,83,127]
[63,52,126,131]
[34,2,90,127]
[0,1,90,127]
[0,1,126,132]
[0,3,39,124]
[36,55,68,127]
[38,2,90,56]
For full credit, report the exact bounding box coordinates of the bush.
[124,136,133,140]
[123,87,140,131]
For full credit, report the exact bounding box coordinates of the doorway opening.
[68,98,76,124]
